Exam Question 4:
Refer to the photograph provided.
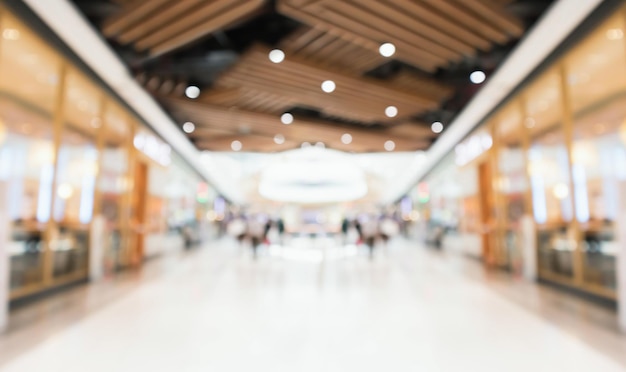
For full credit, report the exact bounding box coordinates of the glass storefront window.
[525,69,576,279]
[565,13,626,290]
[100,101,130,271]
[0,14,61,291]
[50,68,101,278]
[494,102,527,270]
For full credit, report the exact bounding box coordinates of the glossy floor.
[1,237,626,371]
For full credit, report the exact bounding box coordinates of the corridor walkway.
[1,238,626,371]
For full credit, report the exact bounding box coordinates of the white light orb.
[607,28,624,40]
[315,142,325,148]
[269,49,285,63]
[321,80,336,93]
[341,133,352,145]
[301,142,311,148]
[431,121,444,133]
[553,183,569,199]
[384,140,395,151]
[470,70,486,84]
[185,85,200,99]
[379,42,396,57]
[57,183,74,199]
[231,140,242,151]
[281,113,294,125]
[182,121,195,133]
[385,105,398,118]
[274,134,285,145]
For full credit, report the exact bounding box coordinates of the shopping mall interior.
[2,0,626,370]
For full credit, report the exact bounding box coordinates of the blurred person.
[379,214,400,251]
[227,214,247,248]
[357,215,378,259]
[341,217,350,244]
[247,215,267,259]
[276,217,285,245]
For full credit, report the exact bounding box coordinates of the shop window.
[50,68,101,279]
[0,14,61,291]
[564,13,626,290]
[494,102,527,270]
[100,101,130,271]
[525,69,576,279]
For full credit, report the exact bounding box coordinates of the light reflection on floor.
[265,236,362,262]
[1,237,626,371]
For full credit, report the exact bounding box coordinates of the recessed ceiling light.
[607,28,624,40]
[231,140,242,151]
[321,80,336,93]
[470,70,486,84]
[274,134,285,144]
[431,121,444,133]
[185,85,200,99]
[281,113,294,125]
[385,105,398,118]
[269,49,285,63]
[182,121,195,133]
[384,140,395,151]
[341,133,352,144]
[379,42,396,57]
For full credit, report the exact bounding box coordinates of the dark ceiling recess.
[71,0,555,153]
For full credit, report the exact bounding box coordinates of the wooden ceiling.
[102,0,266,57]
[161,95,432,152]
[89,0,531,153]
[215,45,443,123]
[277,0,523,72]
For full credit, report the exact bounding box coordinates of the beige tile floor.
[1,237,626,371]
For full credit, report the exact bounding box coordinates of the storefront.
[416,4,626,301]
[0,6,216,301]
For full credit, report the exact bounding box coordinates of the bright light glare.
[379,42,396,57]
[470,70,486,84]
[301,142,311,148]
[231,140,242,151]
[274,134,285,145]
[182,121,195,133]
[432,121,444,133]
[2,29,19,40]
[384,140,395,151]
[553,183,569,199]
[341,133,352,144]
[57,183,74,199]
[321,80,336,93]
[281,113,294,125]
[185,85,200,99]
[607,28,624,40]
[268,49,285,63]
[315,142,325,148]
[385,106,398,118]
